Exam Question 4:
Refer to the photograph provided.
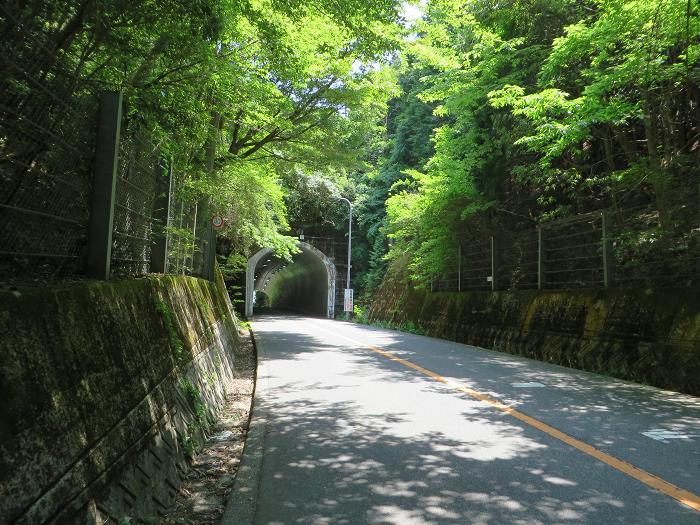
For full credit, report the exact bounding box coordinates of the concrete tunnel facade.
[245,241,336,318]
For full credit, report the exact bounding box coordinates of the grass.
[352,304,426,335]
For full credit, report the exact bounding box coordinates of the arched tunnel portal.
[245,242,336,318]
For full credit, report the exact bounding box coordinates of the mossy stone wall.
[369,259,700,395]
[0,273,240,524]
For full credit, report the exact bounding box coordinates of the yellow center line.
[312,322,700,513]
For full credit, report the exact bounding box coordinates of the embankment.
[0,272,240,524]
[369,259,700,395]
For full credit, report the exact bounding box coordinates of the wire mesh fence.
[304,236,338,260]
[496,229,539,290]
[455,238,492,291]
[0,3,98,279]
[110,125,161,277]
[431,197,700,293]
[0,4,214,283]
[0,85,209,283]
[166,171,202,275]
[541,212,605,289]
[610,200,700,288]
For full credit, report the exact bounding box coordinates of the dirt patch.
[161,328,256,524]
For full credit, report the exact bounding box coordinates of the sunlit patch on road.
[642,429,695,443]
[245,314,700,523]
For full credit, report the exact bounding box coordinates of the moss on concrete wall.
[0,273,241,524]
[369,257,700,395]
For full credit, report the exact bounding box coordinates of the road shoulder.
[221,327,268,525]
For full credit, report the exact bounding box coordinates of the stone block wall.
[368,259,700,395]
[0,273,241,524]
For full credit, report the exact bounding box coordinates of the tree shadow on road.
[249,315,698,524]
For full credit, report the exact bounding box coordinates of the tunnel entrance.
[245,241,336,318]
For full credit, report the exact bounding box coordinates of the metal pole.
[347,203,352,290]
[490,235,498,291]
[338,197,352,318]
[87,91,122,279]
[458,243,462,292]
[537,225,544,290]
[602,210,614,288]
[189,202,198,274]
[150,156,171,273]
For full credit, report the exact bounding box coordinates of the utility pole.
[338,197,352,319]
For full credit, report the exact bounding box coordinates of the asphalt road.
[234,313,700,524]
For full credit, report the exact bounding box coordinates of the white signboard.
[344,288,354,312]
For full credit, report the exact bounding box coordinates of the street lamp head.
[336,195,352,208]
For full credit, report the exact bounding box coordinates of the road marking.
[511,382,546,388]
[642,429,695,443]
[311,322,700,513]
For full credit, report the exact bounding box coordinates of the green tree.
[490,0,700,219]
[383,0,589,282]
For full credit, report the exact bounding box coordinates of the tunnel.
[245,242,336,318]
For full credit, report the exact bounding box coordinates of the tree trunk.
[644,98,671,228]
[128,34,170,88]
[612,128,638,165]
[603,126,615,171]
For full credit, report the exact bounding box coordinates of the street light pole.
[338,197,352,318]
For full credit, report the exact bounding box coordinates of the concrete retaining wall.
[368,259,700,395]
[0,274,240,524]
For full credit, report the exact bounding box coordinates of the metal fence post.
[188,201,198,273]
[602,210,614,288]
[201,215,216,282]
[150,157,172,273]
[87,91,122,279]
[206,225,217,281]
[537,225,545,289]
[491,235,498,291]
[457,242,462,292]
[193,197,216,281]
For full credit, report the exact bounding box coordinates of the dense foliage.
[376,0,700,286]
[2,0,402,259]
[3,0,698,295]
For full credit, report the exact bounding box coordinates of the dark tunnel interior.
[254,248,329,317]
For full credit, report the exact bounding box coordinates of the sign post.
[344,288,354,313]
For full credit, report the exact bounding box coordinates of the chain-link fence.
[0,4,216,284]
[610,200,700,287]
[110,125,161,277]
[432,195,700,292]
[108,113,213,280]
[167,169,204,276]
[0,3,98,279]
[0,88,212,283]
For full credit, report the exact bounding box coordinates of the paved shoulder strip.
[222,334,269,524]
